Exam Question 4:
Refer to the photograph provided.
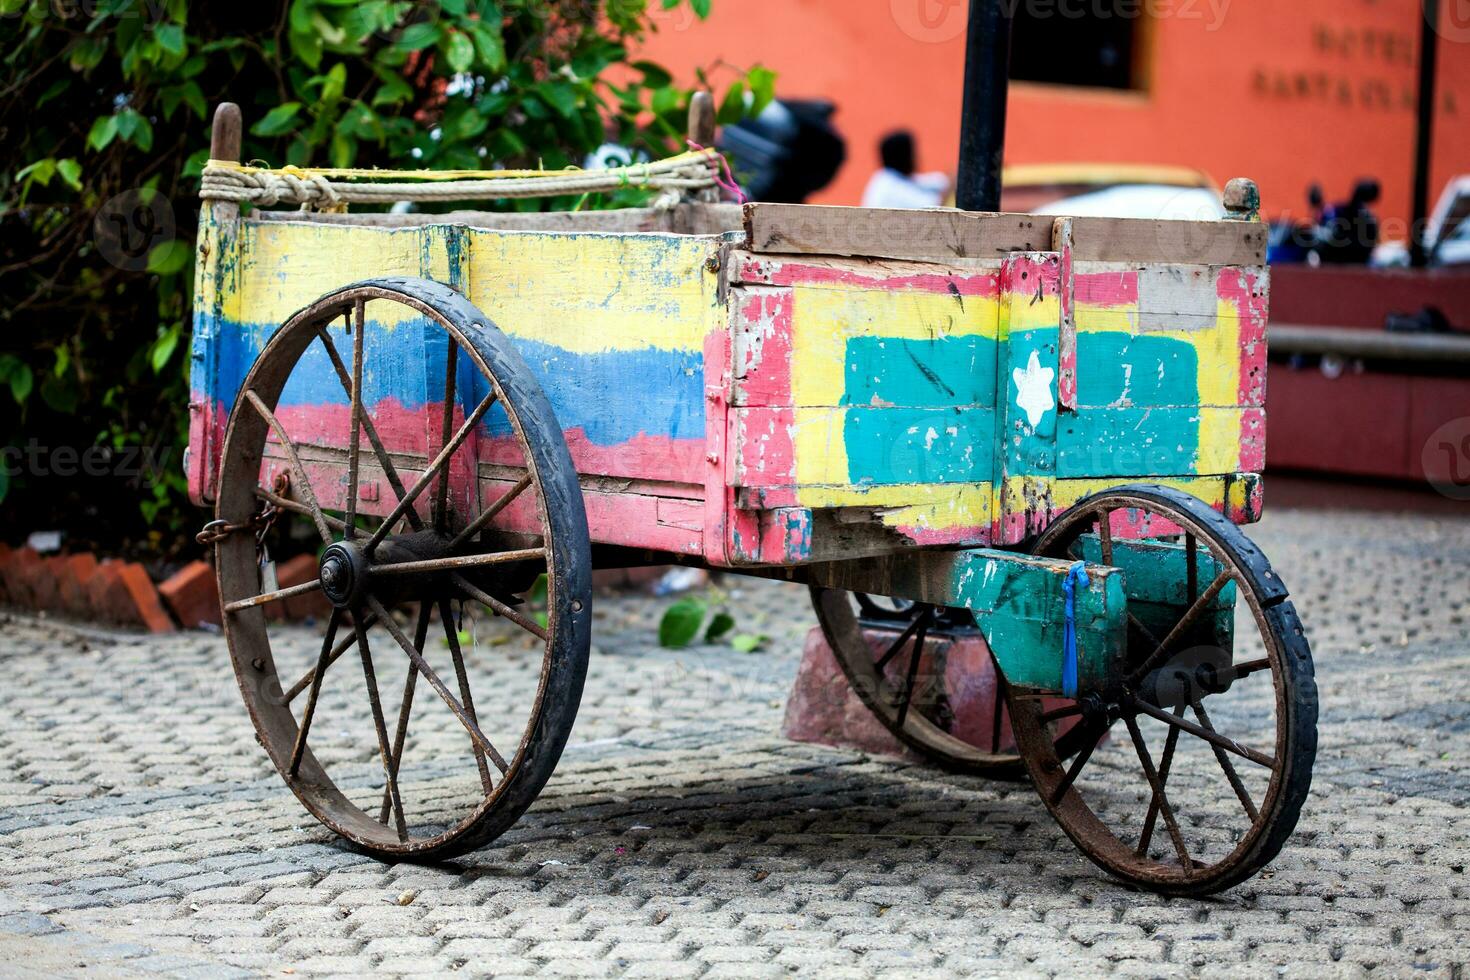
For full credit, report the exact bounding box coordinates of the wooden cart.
[191,102,1314,896]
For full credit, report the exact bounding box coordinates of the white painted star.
[1012,351,1056,428]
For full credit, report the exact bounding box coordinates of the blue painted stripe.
[197,314,704,447]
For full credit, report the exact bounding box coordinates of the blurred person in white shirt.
[862,131,950,209]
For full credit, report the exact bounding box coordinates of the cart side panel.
[190,218,722,556]
[721,253,1004,563]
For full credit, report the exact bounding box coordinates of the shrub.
[0,0,769,558]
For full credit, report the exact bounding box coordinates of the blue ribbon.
[1061,560,1090,699]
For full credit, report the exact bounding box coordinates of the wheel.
[211,276,591,862]
[810,589,1090,777]
[1007,484,1317,895]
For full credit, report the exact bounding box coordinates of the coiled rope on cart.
[198,148,722,208]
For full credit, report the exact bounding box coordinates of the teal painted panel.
[952,549,1127,694]
[843,407,995,486]
[1079,535,1235,654]
[842,335,998,408]
[1074,332,1200,409]
[1055,406,1202,477]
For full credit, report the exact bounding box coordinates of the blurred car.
[998,163,1224,220]
[1372,175,1470,268]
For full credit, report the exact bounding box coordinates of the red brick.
[114,562,175,633]
[782,627,917,760]
[86,560,129,625]
[158,560,221,629]
[3,547,41,609]
[31,555,71,612]
[58,553,100,618]
[0,543,10,604]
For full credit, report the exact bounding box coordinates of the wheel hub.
[319,541,370,609]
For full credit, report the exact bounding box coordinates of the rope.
[198,149,724,208]
[1061,560,1090,700]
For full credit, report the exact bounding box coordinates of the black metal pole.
[1410,0,1440,268]
[956,0,1014,212]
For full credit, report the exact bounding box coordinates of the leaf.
[730,633,766,653]
[154,23,185,56]
[538,80,579,119]
[658,597,707,648]
[8,363,33,405]
[16,158,56,186]
[631,60,671,89]
[319,62,347,103]
[527,573,548,605]
[54,158,82,191]
[86,115,118,151]
[251,102,303,137]
[469,21,505,71]
[717,81,747,125]
[444,30,474,73]
[689,0,712,17]
[149,324,182,374]
[705,611,735,642]
[147,240,191,277]
[395,21,440,52]
[115,109,153,151]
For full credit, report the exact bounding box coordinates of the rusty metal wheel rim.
[1008,486,1315,895]
[213,278,591,860]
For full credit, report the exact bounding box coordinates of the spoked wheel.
[810,589,1090,777]
[211,277,591,862]
[1008,484,1317,895]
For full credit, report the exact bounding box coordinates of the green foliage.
[658,597,706,648]
[0,0,770,554]
[656,590,755,650]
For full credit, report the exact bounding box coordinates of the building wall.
[636,0,1469,228]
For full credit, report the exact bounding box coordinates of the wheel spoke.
[874,611,927,671]
[1131,696,1276,768]
[314,325,424,533]
[448,475,534,551]
[1050,722,1104,806]
[366,595,510,771]
[990,675,1005,753]
[440,598,500,788]
[1137,704,1184,857]
[1128,568,1233,684]
[894,610,931,729]
[356,614,408,841]
[1039,702,1084,724]
[224,579,322,614]
[1096,507,1114,565]
[1191,698,1261,821]
[289,610,342,778]
[451,573,549,642]
[244,390,334,544]
[365,390,498,553]
[370,547,546,577]
[1124,714,1192,870]
[435,341,459,533]
[380,601,431,823]
[344,300,366,540]
[284,612,378,703]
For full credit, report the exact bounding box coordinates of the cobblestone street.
[2,504,1469,978]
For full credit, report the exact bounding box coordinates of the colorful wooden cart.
[192,101,1314,896]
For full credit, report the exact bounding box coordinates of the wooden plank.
[252,201,744,236]
[1065,215,1268,266]
[743,203,1047,265]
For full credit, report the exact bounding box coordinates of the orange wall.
[636,0,1469,229]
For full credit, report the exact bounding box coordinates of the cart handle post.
[211,102,242,165]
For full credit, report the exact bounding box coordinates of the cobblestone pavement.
[2,506,1469,978]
